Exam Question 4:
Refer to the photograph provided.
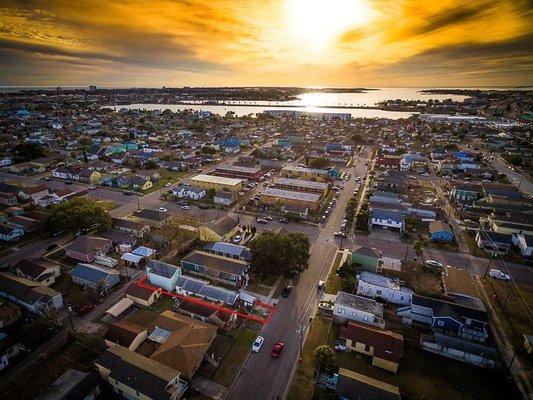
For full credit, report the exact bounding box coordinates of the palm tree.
[413,239,425,264]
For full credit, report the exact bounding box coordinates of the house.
[0,301,22,328]
[171,185,206,200]
[333,291,385,328]
[126,284,161,307]
[260,188,321,212]
[0,333,25,372]
[7,214,42,232]
[130,175,153,191]
[0,192,18,206]
[376,157,401,170]
[369,209,404,232]
[145,310,217,380]
[112,217,150,238]
[175,275,239,305]
[180,250,249,287]
[34,368,101,400]
[351,246,382,273]
[175,298,238,331]
[18,185,49,202]
[132,209,172,227]
[0,272,64,314]
[95,345,188,400]
[65,235,113,262]
[214,190,234,206]
[70,263,121,292]
[512,233,533,258]
[199,215,240,242]
[339,321,404,373]
[13,258,61,286]
[357,272,412,306]
[79,169,102,183]
[146,260,182,292]
[104,321,148,351]
[132,246,157,259]
[204,241,252,262]
[420,333,498,368]
[397,294,489,342]
[429,220,454,243]
[475,230,512,255]
[335,368,401,400]
[0,224,24,241]
[450,183,482,204]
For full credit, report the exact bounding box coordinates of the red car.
[271,342,284,358]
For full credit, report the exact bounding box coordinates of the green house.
[351,246,382,273]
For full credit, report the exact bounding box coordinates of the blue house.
[454,151,475,163]
[146,260,182,292]
[429,220,454,243]
[70,263,120,292]
[398,295,490,343]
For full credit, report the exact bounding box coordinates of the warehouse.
[273,178,329,197]
[189,174,243,192]
[260,188,321,212]
[281,165,329,180]
[214,165,261,180]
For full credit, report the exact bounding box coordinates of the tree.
[47,197,111,232]
[309,157,330,169]
[313,345,337,374]
[413,239,425,263]
[13,142,45,162]
[250,231,310,277]
[340,276,357,293]
[337,260,357,279]
[207,188,216,198]
[144,159,158,169]
[200,146,216,155]
[78,135,93,162]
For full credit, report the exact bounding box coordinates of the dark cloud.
[413,3,487,35]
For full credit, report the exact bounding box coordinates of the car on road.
[278,218,289,224]
[252,336,265,353]
[76,303,96,316]
[317,280,325,290]
[489,269,511,281]
[88,185,97,190]
[65,181,73,185]
[271,342,284,358]
[425,260,444,269]
[256,218,268,224]
[232,235,242,244]
[122,191,132,196]
[264,216,274,221]
[334,191,340,197]
[334,232,348,238]
[156,207,167,212]
[181,205,190,210]
[43,176,52,181]
[281,285,292,297]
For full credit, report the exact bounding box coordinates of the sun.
[285,0,371,48]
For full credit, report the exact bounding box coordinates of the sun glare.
[286,0,371,48]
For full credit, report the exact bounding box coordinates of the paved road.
[489,157,533,194]
[226,150,369,400]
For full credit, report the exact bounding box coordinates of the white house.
[333,291,385,328]
[512,233,533,258]
[356,271,412,306]
[369,209,404,232]
[171,185,206,200]
[146,260,182,292]
[214,191,234,206]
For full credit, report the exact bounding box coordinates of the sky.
[0,0,532,87]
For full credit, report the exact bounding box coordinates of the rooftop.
[190,174,243,186]
[261,187,321,202]
[336,291,384,317]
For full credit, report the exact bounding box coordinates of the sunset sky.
[0,0,532,87]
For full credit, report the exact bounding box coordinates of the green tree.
[207,188,216,198]
[309,157,330,169]
[313,345,337,374]
[78,135,93,163]
[337,260,357,279]
[13,142,45,162]
[200,146,217,155]
[144,159,158,169]
[340,276,357,293]
[250,231,310,277]
[413,239,425,263]
[47,197,111,232]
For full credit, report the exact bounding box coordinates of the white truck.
[489,269,511,281]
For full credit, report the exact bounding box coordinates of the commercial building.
[260,188,321,212]
[273,178,329,197]
[281,165,329,180]
[189,174,243,193]
[214,165,261,180]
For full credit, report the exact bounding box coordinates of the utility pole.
[67,306,76,337]
[483,255,494,278]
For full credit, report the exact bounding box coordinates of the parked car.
[278,218,289,224]
[156,207,167,212]
[281,285,292,297]
[88,185,97,190]
[77,303,96,316]
[252,336,265,353]
[256,218,268,224]
[317,280,325,290]
[122,191,132,196]
[264,216,274,221]
[425,260,444,269]
[232,235,242,244]
[334,232,348,238]
[181,205,190,210]
[489,269,511,281]
[271,342,285,358]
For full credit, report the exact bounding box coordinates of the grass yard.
[96,200,119,211]
[4,337,101,400]
[211,323,260,387]
[147,295,175,313]
[327,340,520,400]
[287,316,332,400]
[52,275,97,308]
[325,251,344,295]
[45,248,77,267]
[401,261,443,297]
